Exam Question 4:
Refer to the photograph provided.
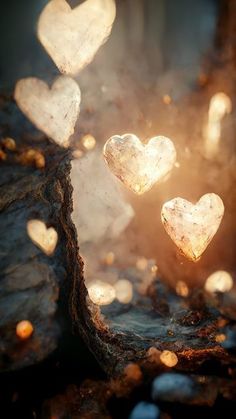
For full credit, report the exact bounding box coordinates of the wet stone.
[129,402,160,419]
[152,373,197,403]
[222,326,236,351]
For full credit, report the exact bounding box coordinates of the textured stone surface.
[14,76,81,148]
[37,0,116,75]
[103,134,176,194]
[161,193,225,261]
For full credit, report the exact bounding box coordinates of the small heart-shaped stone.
[37,0,116,75]
[14,76,81,148]
[27,220,58,256]
[161,193,224,261]
[103,134,176,194]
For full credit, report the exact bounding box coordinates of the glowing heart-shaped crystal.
[27,220,58,256]
[37,0,116,75]
[161,193,224,261]
[103,134,176,194]
[14,76,81,148]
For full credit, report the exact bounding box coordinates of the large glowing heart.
[103,134,176,194]
[37,0,116,75]
[27,220,58,256]
[14,76,81,148]
[161,193,224,261]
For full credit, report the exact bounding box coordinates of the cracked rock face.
[0,123,72,371]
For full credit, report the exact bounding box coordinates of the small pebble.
[16,320,34,340]
[152,373,197,403]
[215,334,226,343]
[129,402,160,419]
[160,350,178,367]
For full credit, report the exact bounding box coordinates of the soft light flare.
[205,270,233,293]
[81,134,96,151]
[114,279,133,304]
[87,280,116,306]
[204,92,232,158]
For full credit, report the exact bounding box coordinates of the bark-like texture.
[0,118,74,371]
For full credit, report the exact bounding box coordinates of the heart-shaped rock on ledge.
[27,220,58,256]
[161,193,224,262]
[37,0,116,75]
[103,133,177,194]
[14,76,81,148]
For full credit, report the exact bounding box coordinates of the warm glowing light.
[161,193,224,262]
[160,350,178,367]
[27,220,58,256]
[151,264,158,274]
[205,270,233,293]
[2,137,16,151]
[103,133,176,195]
[16,320,34,340]
[14,76,81,148]
[37,0,116,75]
[203,92,232,158]
[81,134,96,151]
[114,279,133,304]
[103,251,115,266]
[18,149,45,169]
[162,94,172,105]
[87,280,116,305]
[176,280,189,297]
[73,149,84,159]
[136,257,148,271]
[215,334,226,343]
[146,347,161,363]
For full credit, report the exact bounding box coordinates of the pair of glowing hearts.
[104,135,224,261]
[27,220,58,256]
[14,76,81,148]
[38,0,116,75]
